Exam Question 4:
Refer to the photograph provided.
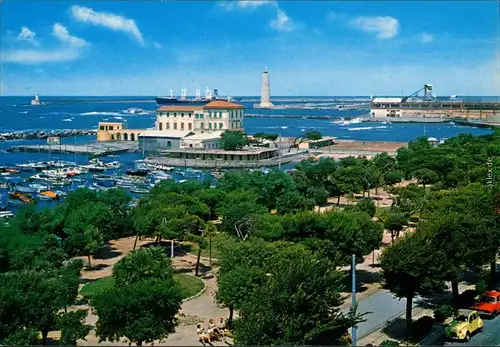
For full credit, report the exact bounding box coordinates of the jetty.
[8,141,138,157]
[245,114,370,120]
[0,129,96,141]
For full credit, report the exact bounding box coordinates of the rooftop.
[98,121,123,125]
[204,100,245,109]
[184,132,223,140]
[160,146,278,155]
[372,97,404,103]
[157,106,204,112]
[302,136,338,143]
[139,130,194,138]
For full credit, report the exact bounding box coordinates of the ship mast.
[169,89,174,98]
[181,88,187,100]
[195,88,201,100]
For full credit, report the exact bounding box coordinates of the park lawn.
[180,232,226,260]
[79,274,204,300]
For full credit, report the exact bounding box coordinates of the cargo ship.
[155,87,235,105]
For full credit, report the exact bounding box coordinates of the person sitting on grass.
[197,324,213,346]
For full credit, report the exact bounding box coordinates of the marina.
[8,141,138,157]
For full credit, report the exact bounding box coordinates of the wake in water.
[348,126,388,131]
[18,111,28,114]
[80,111,123,116]
[62,118,74,122]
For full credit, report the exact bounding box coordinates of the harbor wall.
[371,108,498,119]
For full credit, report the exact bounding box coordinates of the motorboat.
[126,169,149,177]
[151,170,173,180]
[105,161,123,169]
[29,183,49,191]
[211,170,223,179]
[130,187,149,194]
[15,162,37,171]
[14,186,37,194]
[0,211,13,219]
[38,191,60,200]
[154,164,173,171]
[8,191,34,203]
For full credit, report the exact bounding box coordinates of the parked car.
[445,309,483,342]
[471,290,500,317]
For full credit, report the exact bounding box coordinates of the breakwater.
[0,129,96,141]
[245,114,370,120]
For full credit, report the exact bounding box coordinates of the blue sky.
[1,0,499,96]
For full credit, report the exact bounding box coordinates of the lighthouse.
[259,69,273,108]
[31,92,41,105]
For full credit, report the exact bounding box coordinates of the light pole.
[351,254,357,347]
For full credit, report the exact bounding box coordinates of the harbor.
[8,141,138,157]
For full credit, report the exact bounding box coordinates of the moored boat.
[39,190,60,200]
[126,169,149,177]
[8,191,34,203]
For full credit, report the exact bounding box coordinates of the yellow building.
[96,100,246,151]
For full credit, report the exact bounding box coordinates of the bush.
[434,304,457,323]
[410,316,435,340]
[380,340,400,347]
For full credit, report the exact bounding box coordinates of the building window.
[219,123,223,129]
[209,123,212,129]
[167,141,172,149]
[200,122,204,129]
[174,112,177,116]
[181,123,185,130]
[188,123,192,130]
[167,122,170,129]
[159,122,163,131]
[189,113,192,117]
[99,126,105,130]
[174,123,177,130]
[181,113,184,117]
[109,126,114,130]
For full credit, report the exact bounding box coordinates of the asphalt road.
[342,289,422,340]
[445,314,500,346]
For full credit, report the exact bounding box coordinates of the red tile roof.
[157,106,204,112]
[203,100,244,109]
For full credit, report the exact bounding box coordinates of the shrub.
[434,304,457,323]
[410,316,435,340]
[380,340,400,347]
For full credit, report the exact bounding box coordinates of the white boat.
[154,164,173,171]
[349,117,363,124]
[15,162,37,170]
[0,211,14,219]
[41,169,67,179]
[29,183,48,191]
[105,161,123,169]
[151,171,173,180]
[37,194,53,201]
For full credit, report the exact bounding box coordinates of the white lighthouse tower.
[31,92,41,105]
[259,68,273,108]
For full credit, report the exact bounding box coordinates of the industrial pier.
[370,84,500,121]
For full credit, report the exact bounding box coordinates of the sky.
[1,0,499,96]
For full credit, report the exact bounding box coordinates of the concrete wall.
[138,137,181,151]
[371,108,497,119]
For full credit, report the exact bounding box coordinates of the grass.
[180,233,226,259]
[79,274,204,300]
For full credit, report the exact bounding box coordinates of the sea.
[0,96,493,212]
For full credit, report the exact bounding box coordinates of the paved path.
[445,314,500,347]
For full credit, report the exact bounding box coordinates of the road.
[445,314,500,346]
[342,289,422,340]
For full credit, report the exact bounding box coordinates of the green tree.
[221,130,249,150]
[413,168,439,188]
[92,278,183,346]
[291,130,322,149]
[380,232,447,334]
[354,198,376,218]
[113,247,174,286]
[57,310,92,345]
[234,248,364,345]
[383,212,408,242]
[82,225,104,268]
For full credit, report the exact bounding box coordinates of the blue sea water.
[0,96,493,167]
